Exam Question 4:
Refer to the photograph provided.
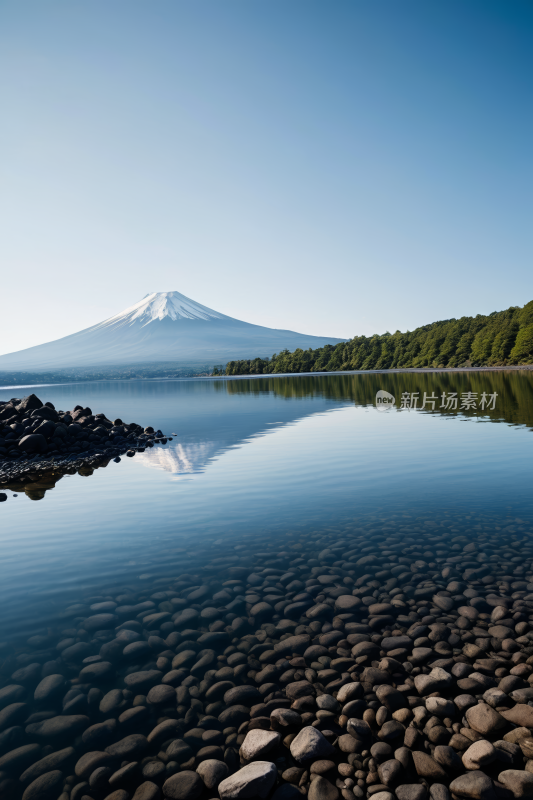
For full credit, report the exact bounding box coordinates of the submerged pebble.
[0,512,532,800]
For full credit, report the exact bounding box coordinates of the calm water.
[1,371,532,642]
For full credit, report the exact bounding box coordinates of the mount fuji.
[0,291,345,375]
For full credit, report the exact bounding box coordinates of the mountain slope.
[0,291,345,372]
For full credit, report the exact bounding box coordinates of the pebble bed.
[0,394,170,496]
[1,514,533,800]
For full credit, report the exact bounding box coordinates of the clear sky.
[0,0,531,354]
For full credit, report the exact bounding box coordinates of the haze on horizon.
[0,0,531,355]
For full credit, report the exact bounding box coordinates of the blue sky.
[0,0,531,352]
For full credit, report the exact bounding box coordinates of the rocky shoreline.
[1,520,533,800]
[0,394,171,496]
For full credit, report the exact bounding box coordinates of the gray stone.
[412,751,447,782]
[21,770,63,800]
[146,684,176,705]
[502,707,533,728]
[164,770,204,800]
[0,743,41,775]
[240,729,280,760]
[196,758,229,789]
[20,746,75,785]
[218,762,277,799]
[466,705,506,736]
[106,734,149,759]
[396,786,428,800]
[449,771,495,799]
[132,782,161,800]
[26,714,89,741]
[290,726,336,762]
[224,686,262,707]
[75,750,113,779]
[433,746,463,772]
[376,685,408,712]
[0,685,25,709]
[463,741,497,770]
[316,694,340,713]
[308,776,339,800]
[377,759,402,786]
[33,675,64,702]
[430,785,450,800]
[336,683,363,704]
[498,770,533,798]
[426,697,455,718]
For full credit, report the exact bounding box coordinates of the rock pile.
[1,517,533,800]
[0,394,170,489]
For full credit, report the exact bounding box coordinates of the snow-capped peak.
[104,291,228,327]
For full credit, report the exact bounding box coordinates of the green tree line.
[214,300,533,376]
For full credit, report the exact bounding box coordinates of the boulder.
[218,761,277,799]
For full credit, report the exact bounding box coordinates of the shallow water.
[1,372,532,642]
[1,372,533,800]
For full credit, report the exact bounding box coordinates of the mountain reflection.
[3,370,532,499]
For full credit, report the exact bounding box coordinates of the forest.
[214,300,533,376]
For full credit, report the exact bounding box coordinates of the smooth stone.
[502,707,533,728]
[163,770,203,800]
[396,786,428,800]
[79,661,113,681]
[131,782,161,800]
[290,726,336,762]
[75,751,113,779]
[0,686,26,710]
[196,758,229,789]
[337,683,363,704]
[106,734,149,759]
[240,729,280,760]
[308,776,339,800]
[20,746,75,784]
[33,675,65,703]
[21,769,63,800]
[218,761,277,799]
[498,770,533,798]
[25,715,89,741]
[223,686,262,707]
[146,685,176,705]
[463,741,497,770]
[412,751,448,782]
[0,743,41,775]
[449,771,495,800]
[466,705,506,736]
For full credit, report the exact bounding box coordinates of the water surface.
[1,371,532,641]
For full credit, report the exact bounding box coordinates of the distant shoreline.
[1,363,533,391]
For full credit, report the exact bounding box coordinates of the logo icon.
[375,389,395,412]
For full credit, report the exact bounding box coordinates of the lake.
[1,371,533,799]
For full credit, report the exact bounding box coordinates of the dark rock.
[132,782,161,800]
[449,771,496,800]
[163,770,203,799]
[308,776,340,800]
[75,751,114,779]
[18,435,47,455]
[20,746,74,784]
[0,743,41,775]
[25,714,89,741]
[196,758,229,789]
[21,769,63,800]
[223,686,262,707]
[106,734,149,760]
[396,786,428,800]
